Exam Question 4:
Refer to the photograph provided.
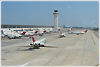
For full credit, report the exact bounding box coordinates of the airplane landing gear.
[41,45,45,47]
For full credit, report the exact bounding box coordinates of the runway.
[1,29,99,66]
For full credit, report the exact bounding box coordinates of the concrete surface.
[1,29,99,66]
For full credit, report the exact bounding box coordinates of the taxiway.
[1,29,99,66]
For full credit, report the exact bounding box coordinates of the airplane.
[30,30,45,36]
[39,29,50,34]
[1,30,5,38]
[29,35,46,47]
[21,30,38,37]
[58,29,65,37]
[1,34,5,38]
[69,27,73,31]
[2,29,26,39]
[44,28,51,34]
[36,29,44,36]
[52,29,60,33]
[59,31,65,37]
[36,29,50,36]
[43,30,46,33]
[68,30,88,35]
[8,31,26,39]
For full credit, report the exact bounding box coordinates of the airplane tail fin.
[58,29,60,31]
[21,31,26,35]
[58,29,62,34]
[43,30,46,33]
[84,30,87,33]
[34,31,38,34]
[31,35,35,42]
[60,31,62,34]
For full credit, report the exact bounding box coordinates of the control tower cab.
[53,9,59,30]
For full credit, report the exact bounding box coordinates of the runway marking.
[95,64,99,66]
[63,33,99,66]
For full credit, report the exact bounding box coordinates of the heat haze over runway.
[1,29,99,66]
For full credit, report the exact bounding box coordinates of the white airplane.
[36,29,44,36]
[2,29,26,39]
[68,30,88,34]
[69,27,73,31]
[36,29,50,36]
[59,29,65,37]
[31,30,39,35]
[8,31,26,39]
[44,28,51,34]
[48,28,53,32]
[39,29,49,34]
[53,30,58,33]
[21,30,39,37]
[29,35,46,47]
[1,30,5,38]
[53,29,61,33]
[59,31,65,37]
[1,34,5,38]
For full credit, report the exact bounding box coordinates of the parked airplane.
[1,30,5,38]
[58,29,65,37]
[8,31,26,39]
[44,29,51,34]
[36,29,44,36]
[53,29,61,33]
[68,30,88,35]
[1,34,5,38]
[36,29,50,36]
[59,31,65,37]
[43,30,46,33]
[29,35,46,47]
[21,30,38,37]
[40,28,50,34]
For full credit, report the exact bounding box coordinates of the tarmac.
[1,29,99,66]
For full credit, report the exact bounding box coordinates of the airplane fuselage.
[59,33,65,37]
[68,32,86,34]
[30,38,46,46]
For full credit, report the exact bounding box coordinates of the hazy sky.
[1,1,99,27]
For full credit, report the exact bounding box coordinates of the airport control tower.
[53,9,59,30]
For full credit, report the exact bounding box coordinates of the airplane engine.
[8,36,14,39]
[29,43,33,46]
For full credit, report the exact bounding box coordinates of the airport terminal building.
[1,24,54,31]
[1,24,54,28]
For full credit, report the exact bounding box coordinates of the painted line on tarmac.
[91,33,99,53]
[63,33,99,66]
[95,64,99,66]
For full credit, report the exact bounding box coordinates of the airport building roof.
[1,24,54,28]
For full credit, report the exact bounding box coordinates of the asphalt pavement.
[1,29,99,66]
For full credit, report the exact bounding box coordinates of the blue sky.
[1,1,99,27]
